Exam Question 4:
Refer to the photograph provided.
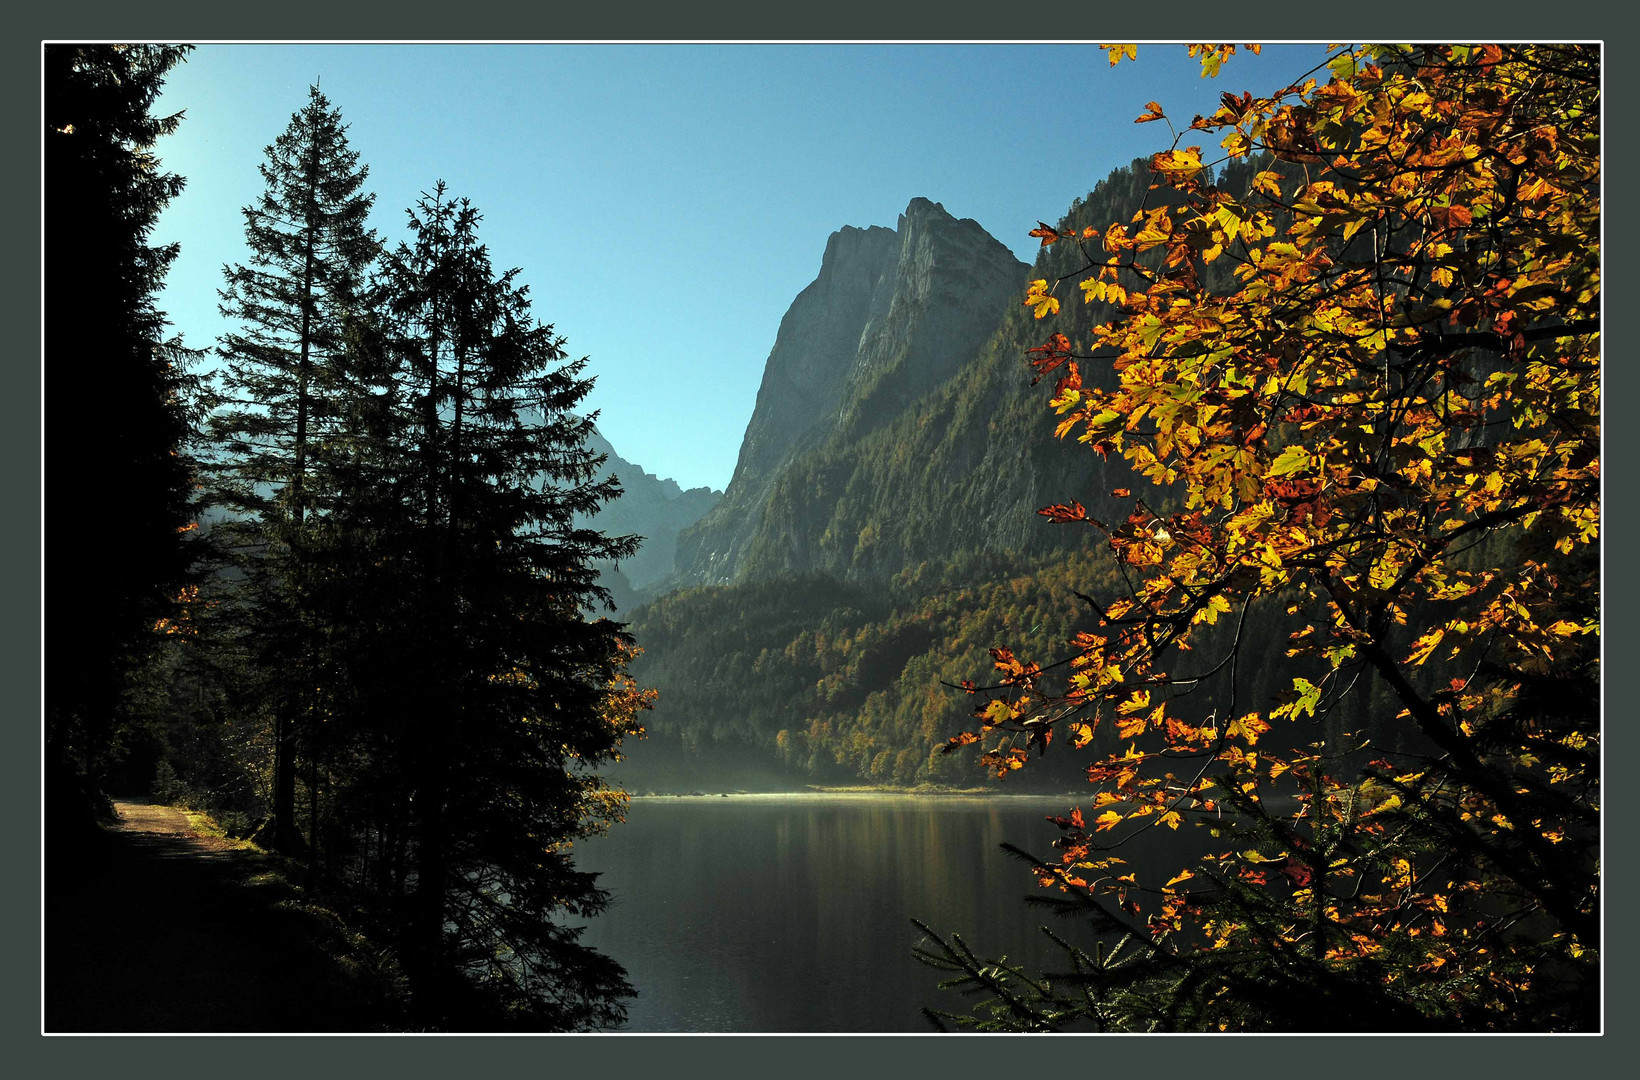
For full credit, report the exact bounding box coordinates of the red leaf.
[1280,858,1314,888]
[1027,333,1074,384]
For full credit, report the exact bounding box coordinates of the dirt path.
[44,800,394,1033]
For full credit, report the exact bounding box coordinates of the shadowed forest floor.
[44,800,399,1033]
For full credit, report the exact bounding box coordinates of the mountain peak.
[900,196,951,222]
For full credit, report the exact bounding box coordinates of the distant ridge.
[579,425,722,597]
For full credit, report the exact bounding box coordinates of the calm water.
[569,793,1197,1033]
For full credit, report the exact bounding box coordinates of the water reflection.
[571,794,1179,1033]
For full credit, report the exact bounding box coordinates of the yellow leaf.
[1024,279,1061,319]
[1117,689,1152,715]
[1267,445,1310,477]
[1151,147,1204,180]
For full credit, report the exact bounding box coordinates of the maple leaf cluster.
[923,44,1599,1033]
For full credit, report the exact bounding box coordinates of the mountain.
[613,165,1370,792]
[669,198,1029,588]
[580,426,722,597]
[685,176,1172,588]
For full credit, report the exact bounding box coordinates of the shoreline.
[626,786,1084,800]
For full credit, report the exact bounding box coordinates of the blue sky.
[152,42,1336,492]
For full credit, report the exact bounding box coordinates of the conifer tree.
[43,44,200,815]
[364,184,644,1027]
[209,84,380,851]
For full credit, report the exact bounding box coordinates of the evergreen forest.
[46,48,650,1030]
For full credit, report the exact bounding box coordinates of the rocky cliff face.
[670,198,1027,587]
[731,168,1165,585]
[580,426,722,593]
[836,198,1035,438]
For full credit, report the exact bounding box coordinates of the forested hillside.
[619,552,1113,791]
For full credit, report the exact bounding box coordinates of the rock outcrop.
[670,198,1027,587]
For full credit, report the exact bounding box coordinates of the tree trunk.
[407,776,449,1022]
[272,712,300,852]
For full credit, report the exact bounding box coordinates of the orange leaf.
[1038,501,1088,524]
[1029,221,1062,247]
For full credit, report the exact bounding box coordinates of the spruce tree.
[367,184,643,1027]
[209,84,380,852]
[43,44,200,818]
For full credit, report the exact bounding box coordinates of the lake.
[570,793,1198,1033]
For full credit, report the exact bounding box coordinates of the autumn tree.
[919,43,1598,1032]
[208,84,381,851]
[43,45,202,820]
